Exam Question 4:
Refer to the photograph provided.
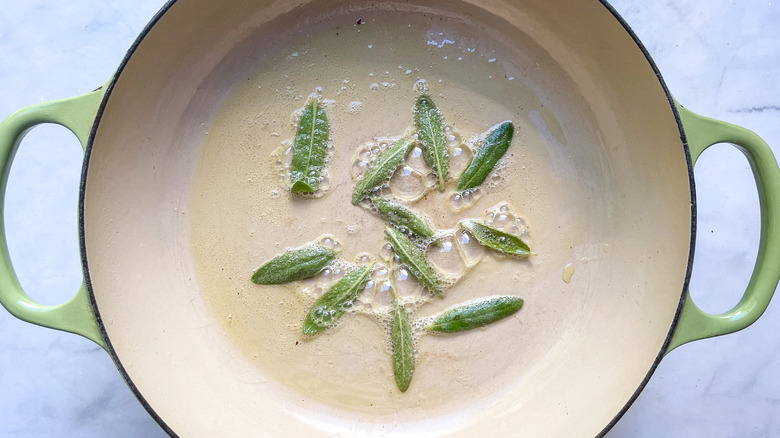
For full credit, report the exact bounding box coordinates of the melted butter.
[187,4,595,416]
[562,262,575,283]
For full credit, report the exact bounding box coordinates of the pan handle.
[0,88,106,349]
[666,103,780,353]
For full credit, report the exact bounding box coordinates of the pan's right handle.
[0,88,106,349]
[667,103,780,353]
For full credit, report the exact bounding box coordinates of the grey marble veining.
[0,1,777,437]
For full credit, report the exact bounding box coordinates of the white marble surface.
[0,0,777,437]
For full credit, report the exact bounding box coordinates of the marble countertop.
[0,0,777,437]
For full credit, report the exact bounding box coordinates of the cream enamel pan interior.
[82,0,692,436]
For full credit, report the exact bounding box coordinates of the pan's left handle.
[0,88,106,349]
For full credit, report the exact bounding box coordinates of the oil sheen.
[188,2,595,417]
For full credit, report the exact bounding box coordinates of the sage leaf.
[385,226,443,296]
[414,94,449,191]
[302,263,374,335]
[426,296,524,333]
[371,196,436,240]
[457,122,514,191]
[252,245,335,285]
[392,302,415,392]
[291,99,329,192]
[459,220,532,256]
[352,137,415,204]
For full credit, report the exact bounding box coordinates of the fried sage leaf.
[457,122,514,191]
[302,263,374,335]
[291,99,329,192]
[414,94,449,191]
[426,296,524,333]
[392,302,415,392]
[385,226,443,296]
[459,220,532,256]
[371,196,435,240]
[251,245,335,285]
[352,137,416,204]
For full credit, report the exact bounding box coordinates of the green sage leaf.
[291,99,329,192]
[414,94,449,191]
[457,122,514,191]
[352,137,415,204]
[392,302,415,392]
[371,196,435,240]
[302,263,374,335]
[385,226,443,296]
[251,245,335,285]
[459,220,532,256]
[426,296,524,333]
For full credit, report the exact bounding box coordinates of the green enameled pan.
[1,0,778,437]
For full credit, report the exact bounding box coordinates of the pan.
[0,0,778,437]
